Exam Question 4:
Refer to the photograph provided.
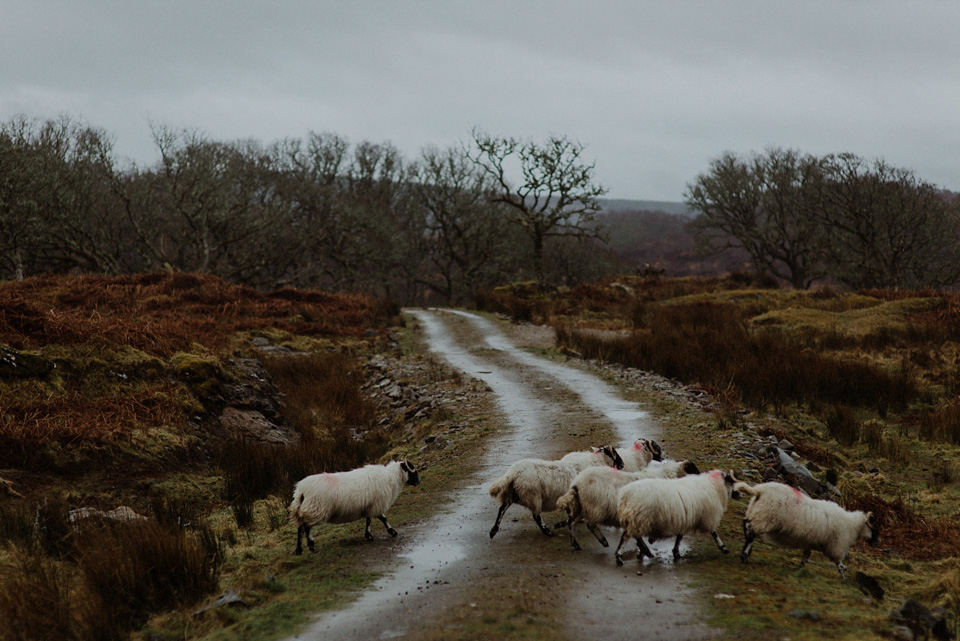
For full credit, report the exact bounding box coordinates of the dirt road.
[285,310,720,640]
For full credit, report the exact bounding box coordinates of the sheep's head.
[724,470,741,500]
[864,512,881,547]
[598,445,625,470]
[401,460,421,487]
[681,460,701,476]
[648,440,664,462]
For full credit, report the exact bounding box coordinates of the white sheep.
[488,445,623,539]
[616,438,663,472]
[555,459,700,550]
[735,481,880,578]
[614,469,738,565]
[288,460,421,554]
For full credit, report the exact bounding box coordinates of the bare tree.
[816,154,960,289]
[686,148,826,288]
[467,129,608,285]
[412,145,513,304]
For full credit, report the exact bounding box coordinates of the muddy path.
[286,310,720,640]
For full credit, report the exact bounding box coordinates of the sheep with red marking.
[555,459,700,550]
[614,469,738,565]
[289,460,420,555]
[488,445,623,539]
[615,438,663,472]
[736,481,880,578]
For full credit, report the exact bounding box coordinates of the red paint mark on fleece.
[790,486,805,503]
[323,474,339,489]
[708,470,724,485]
[632,440,646,452]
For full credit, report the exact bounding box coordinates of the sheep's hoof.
[294,548,303,556]
[615,555,624,566]
[720,546,729,554]
[554,520,568,529]
[540,529,555,537]
[307,542,316,553]
[740,554,749,564]
[599,538,609,548]
[571,541,581,551]
[489,526,499,539]
[672,551,682,561]
[388,528,398,537]
[365,533,374,542]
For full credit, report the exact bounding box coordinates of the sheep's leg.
[740,519,757,563]
[672,534,684,560]
[567,521,582,551]
[532,512,554,537]
[305,524,315,552]
[586,524,608,547]
[364,517,374,541]
[295,524,305,555]
[377,514,398,537]
[710,530,729,555]
[614,530,631,566]
[490,500,511,539]
[835,561,847,579]
[636,537,654,560]
[799,549,811,568]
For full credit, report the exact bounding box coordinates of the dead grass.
[0,272,382,357]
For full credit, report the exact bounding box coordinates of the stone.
[219,407,298,445]
[0,345,54,379]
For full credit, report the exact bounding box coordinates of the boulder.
[0,345,54,378]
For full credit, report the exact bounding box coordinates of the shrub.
[75,520,222,633]
[826,405,861,446]
[556,301,917,413]
[920,402,960,445]
[0,548,73,641]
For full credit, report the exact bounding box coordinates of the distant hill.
[598,198,696,217]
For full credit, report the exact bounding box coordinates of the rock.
[891,626,915,641]
[777,448,823,496]
[0,345,54,379]
[778,439,794,451]
[69,506,148,524]
[855,571,885,601]
[193,589,250,616]
[219,407,299,445]
[889,599,952,641]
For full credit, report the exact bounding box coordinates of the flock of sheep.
[286,437,880,579]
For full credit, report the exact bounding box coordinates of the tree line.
[0,116,612,303]
[4,115,960,299]
[686,147,960,289]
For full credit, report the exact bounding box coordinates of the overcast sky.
[2,1,958,201]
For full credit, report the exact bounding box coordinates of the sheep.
[488,444,623,539]
[614,469,738,565]
[554,459,700,550]
[616,438,664,472]
[289,460,421,555]
[735,481,880,578]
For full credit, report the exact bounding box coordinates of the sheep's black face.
[725,471,741,500]
[649,440,664,462]
[683,461,701,475]
[866,513,880,547]
[401,461,421,487]
[601,445,625,470]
